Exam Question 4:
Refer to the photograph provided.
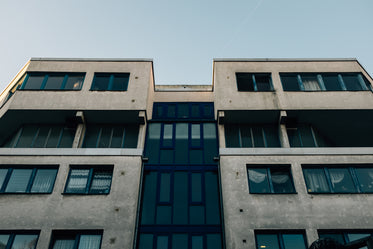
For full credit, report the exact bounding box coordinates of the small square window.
[0,232,39,249]
[236,73,273,92]
[91,73,129,91]
[255,231,307,249]
[50,230,102,249]
[64,166,113,194]
[247,165,296,194]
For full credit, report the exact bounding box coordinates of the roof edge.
[213,58,357,62]
[30,58,153,62]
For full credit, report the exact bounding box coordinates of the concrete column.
[218,111,226,148]
[36,228,52,249]
[137,110,147,149]
[72,111,85,148]
[279,111,290,148]
[306,229,320,248]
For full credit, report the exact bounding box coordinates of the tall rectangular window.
[21,73,85,90]
[50,231,102,249]
[303,165,373,193]
[83,125,138,148]
[236,73,273,91]
[91,73,129,91]
[255,231,307,249]
[64,166,113,194]
[0,232,39,249]
[0,166,58,194]
[247,165,296,194]
[287,124,331,147]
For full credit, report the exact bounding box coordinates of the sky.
[0,0,373,90]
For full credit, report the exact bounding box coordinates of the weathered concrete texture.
[220,155,373,249]
[0,155,142,249]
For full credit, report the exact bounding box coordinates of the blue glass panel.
[157,236,168,249]
[319,233,345,244]
[255,74,272,91]
[203,123,217,164]
[145,124,161,163]
[287,129,301,147]
[0,235,10,248]
[281,75,300,91]
[303,168,330,193]
[53,239,75,249]
[355,168,373,193]
[323,74,342,91]
[44,75,64,90]
[160,150,174,164]
[205,172,220,224]
[192,236,203,249]
[191,173,202,202]
[45,127,62,148]
[167,105,176,118]
[12,234,38,249]
[163,124,173,147]
[189,150,203,164]
[282,234,307,249]
[175,123,189,164]
[248,168,270,193]
[141,172,157,224]
[301,75,321,91]
[98,127,111,148]
[191,104,200,117]
[139,234,153,249]
[59,127,75,148]
[89,170,112,194]
[65,169,89,193]
[190,206,205,224]
[191,124,201,147]
[16,126,38,147]
[225,125,240,147]
[64,75,84,90]
[23,75,44,89]
[172,234,188,249]
[83,126,100,148]
[156,205,171,224]
[112,74,129,91]
[33,127,50,147]
[5,169,32,193]
[240,126,253,147]
[173,172,188,224]
[110,127,124,148]
[207,234,221,249]
[347,233,370,248]
[0,169,8,189]
[92,75,110,90]
[256,234,280,249]
[236,73,254,91]
[31,169,58,193]
[329,168,357,193]
[178,103,189,118]
[299,126,316,147]
[78,235,102,249]
[264,126,280,147]
[252,127,265,147]
[124,125,139,148]
[270,168,295,193]
[159,173,171,202]
[343,75,363,91]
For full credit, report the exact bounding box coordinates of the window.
[64,166,113,194]
[280,73,372,91]
[50,231,102,249]
[225,124,280,148]
[0,231,39,249]
[247,165,296,194]
[91,73,129,91]
[153,102,214,120]
[0,166,57,193]
[255,231,307,249]
[287,124,331,147]
[236,73,273,91]
[20,73,84,90]
[2,125,76,148]
[82,125,138,148]
[319,230,373,249]
[303,165,373,193]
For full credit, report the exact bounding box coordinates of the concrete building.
[0,58,372,249]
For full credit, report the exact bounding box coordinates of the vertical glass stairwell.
[136,103,223,249]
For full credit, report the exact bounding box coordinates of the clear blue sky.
[1,0,372,90]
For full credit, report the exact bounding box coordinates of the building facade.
[0,58,372,249]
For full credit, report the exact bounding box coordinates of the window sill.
[0,148,143,156]
[62,192,110,196]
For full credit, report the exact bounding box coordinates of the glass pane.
[191,104,200,117]
[240,126,253,147]
[270,168,294,193]
[329,168,357,193]
[23,75,44,90]
[319,233,345,245]
[255,74,272,91]
[236,73,254,91]
[163,124,173,147]
[175,123,189,164]
[248,168,270,193]
[323,74,342,91]
[189,150,203,164]
[301,75,320,91]
[281,75,300,91]
[111,74,129,90]
[124,125,138,148]
[145,124,161,163]
[159,173,171,202]
[205,172,220,224]
[203,104,213,117]
[192,236,203,249]
[299,126,316,147]
[64,75,84,90]
[33,127,50,148]
[89,170,112,194]
[110,127,124,148]
[0,169,9,190]
[173,172,188,224]
[45,127,62,148]
[282,234,307,249]
[191,173,202,202]
[190,206,205,224]
[139,234,153,249]
[157,236,168,249]
[92,75,110,90]
[178,103,189,118]
[355,168,373,193]
[52,239,75,249]
[160,150,174,164]
[78,235,102,249]
[59,127,75,148]
[264,126,280,147]
[225,125,240,147]
[347,233,370,247]
[98,127,111,148]
[172,234,188,249]
[203,123,218,164]
[167,105,176,118]
[12,234,38,249]
[287,129,301,147]
[256,234,280,249]
[343,75,363,91]
[44,75,64,90]
[16,126,38,148]
[191,124,201,147]
[141,171,157,224]
[0,234,10,249]
[207,234,221,249]
[31,169,58,193]
[303,168,330,193]
[252,127,265,147]
[156,205,171,224]
[5,169,32,193]
[83,126,100,148]
[65,169,89,193]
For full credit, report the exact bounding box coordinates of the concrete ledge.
[0,148,143,156]
[219,147,373,156]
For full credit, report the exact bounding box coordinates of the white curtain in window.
[31,169,56,193]
[53,240,75,249]
[90,171,112,193]
[368,172,373,180]
[303,79,320,91]
[78,235,101,249]
[271,174,289,184]
[248,169,266,183]
[330,171,345,184]
[66,169,89,192]
[305,170,329,192]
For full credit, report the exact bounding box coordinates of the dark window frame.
[20,72,85,91]
[90,73,130,91]
[318,230,373,246]
[255,230,308,249]
[236,73,274,92]
[302,164,373,194]
[49,230,103,249]
[0,230,40,249]
[152,103,215,121]
[63,165,113,195]
[0,165,58,194]
[247,165,296,194]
